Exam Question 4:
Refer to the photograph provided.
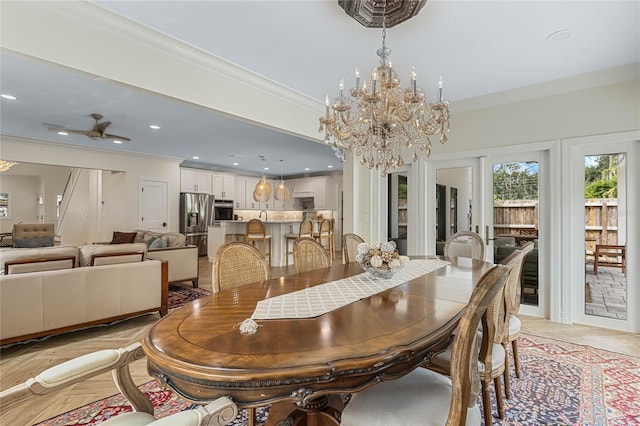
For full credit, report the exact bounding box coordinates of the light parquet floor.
[1,256,637,425]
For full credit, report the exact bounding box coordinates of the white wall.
[0,175,39,232]
[1,137,183,240]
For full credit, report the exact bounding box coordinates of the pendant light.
[253,176,272,202]
[274,160,290,201]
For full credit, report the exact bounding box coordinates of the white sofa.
[0,244,168,345]
[128,230,199,287]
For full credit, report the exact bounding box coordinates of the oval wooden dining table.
[142,256,493,426]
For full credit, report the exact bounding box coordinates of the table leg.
[265,395,344,426]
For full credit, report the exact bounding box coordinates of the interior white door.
[426,157,485,258]
[140,179,168,232]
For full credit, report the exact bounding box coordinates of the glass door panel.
[492,161,540,307]
[584,153,627,320]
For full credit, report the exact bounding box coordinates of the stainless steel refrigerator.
[180,193,214,256]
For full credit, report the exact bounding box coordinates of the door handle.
[163,222,167,227]
[485,225,497,246]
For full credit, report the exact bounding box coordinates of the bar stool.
[245,219,271,265]
[314,219,333,260]
[284,219,314,266]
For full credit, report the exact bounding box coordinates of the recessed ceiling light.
[192,156,199,160]
[304,167,310,171]
[264,167,269,170]
[232,162,239,166]
[1,94,17,100]
[57,131,68,136]
[328,165,333,168]
[113,140,123,144]
[546,29,572,42]
[149,124,160,130]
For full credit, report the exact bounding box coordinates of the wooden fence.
[493,200,538,236]
[493,199,619,251]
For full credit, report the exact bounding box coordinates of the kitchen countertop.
[210,221,302,225]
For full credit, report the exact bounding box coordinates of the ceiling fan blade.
[96,121,111,134]
[102,133,131,141]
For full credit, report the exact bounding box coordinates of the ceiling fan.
[48,113,131,141]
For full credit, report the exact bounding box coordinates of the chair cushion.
[509,315,522,336]
[341,367,481,425]
[12,236,54,248]
[102,412,157,426]
[431,341,506,375]
[247,234,271,239]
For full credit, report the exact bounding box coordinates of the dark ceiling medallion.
[338,0,427,28]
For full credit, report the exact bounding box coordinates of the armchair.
[0,342,238,425]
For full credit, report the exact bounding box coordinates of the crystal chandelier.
[0,160,18,172]
[319,2,450,177]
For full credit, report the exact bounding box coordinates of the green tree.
[584,155,617,198]
[493,163,538,200]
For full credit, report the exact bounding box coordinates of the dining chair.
[340,264,510,426]
[427,260,510,425]
[293,237,331,274]
[0,342,238,426]
[342,233,364,264]
[496,248,525,400]
[444,231,485,260]
[299,219,314,238]
[214,241,270,293]
[284,219,315,267]
[314,219,333,260]
[244,218,271,266]
[505,241,535,380]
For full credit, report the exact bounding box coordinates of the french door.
[563,134,637,332]
[483,150,549,318]
[426,147,550,319]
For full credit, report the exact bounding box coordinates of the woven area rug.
[35,333,640,426]
[168,284,212,310]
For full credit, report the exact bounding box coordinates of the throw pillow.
[12,236,54,248]
[145,236,159,248]
[148,236,167,249]
[110,231,137,244]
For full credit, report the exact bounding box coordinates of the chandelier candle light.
[319,3,450,177]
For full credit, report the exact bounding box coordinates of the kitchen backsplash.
[234,210,334,222]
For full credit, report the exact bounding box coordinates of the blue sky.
[493,162,539,174]
[585,155,600,167]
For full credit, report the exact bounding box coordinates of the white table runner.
[251,258,450,320]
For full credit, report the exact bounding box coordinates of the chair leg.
[481,380,492,426]
[512,339,521,378]
[494,376,505,419]
[247,407,256,426]
[503,342,512,399]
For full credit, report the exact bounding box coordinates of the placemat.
[251,258,450,320]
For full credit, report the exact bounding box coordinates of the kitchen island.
[208,221,303,267]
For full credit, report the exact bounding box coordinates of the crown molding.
[452,63,640,113]
[0,134,184,165]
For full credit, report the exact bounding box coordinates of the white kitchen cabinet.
[180,168,211,194]
[233,175,246,209]
[212,172,235,199]
[312,178,327,210]
[244,176,260,210]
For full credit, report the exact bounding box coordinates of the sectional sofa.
[0,243,168,345]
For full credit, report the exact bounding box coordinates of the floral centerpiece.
[355,240,406,279]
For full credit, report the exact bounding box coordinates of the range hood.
[291,180,314,198]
